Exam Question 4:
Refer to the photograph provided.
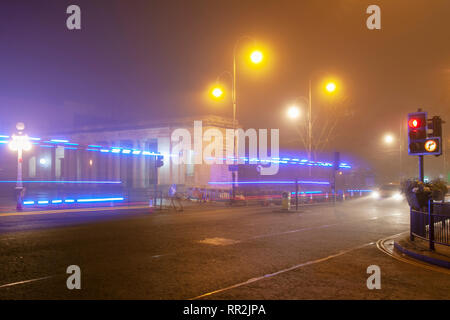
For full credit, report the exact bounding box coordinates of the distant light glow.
[393,193,403,201]
[287,106,301,119]
[384,134,394,144]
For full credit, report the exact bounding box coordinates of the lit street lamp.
[383,134,394,144]
[287,79,338,172]
[211,87,224,99]
[381,130,403,181]
[287,105,301,119]
[9,122,32,210]
[210,37,265,203]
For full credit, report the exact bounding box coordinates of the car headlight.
[372,191,380,199]
[393,193,403,200]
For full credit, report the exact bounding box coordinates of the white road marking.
[0,275,54,289]
[198,237,240,246]
[190,242,374,300]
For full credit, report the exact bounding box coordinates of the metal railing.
[410,200,450,250]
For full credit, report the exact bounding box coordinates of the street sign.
[409,137,441,156]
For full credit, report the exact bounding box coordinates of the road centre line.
[190,242,375,300]
[0,276,54,289]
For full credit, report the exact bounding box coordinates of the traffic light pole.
[154,155,158,207]
[419,155,424,182]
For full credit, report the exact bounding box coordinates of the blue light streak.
[209,180,330,185]
[77,197,124,203]
[0,180,122,184]
[23,197,124,206]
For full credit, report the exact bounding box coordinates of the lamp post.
[9,122,32,210]
[309,79,337,162]
[211,37,264,203]
[383,128,403,181]
[287,79,337,175]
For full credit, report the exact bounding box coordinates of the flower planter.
[432,190,444,201]
[405,192,430,211]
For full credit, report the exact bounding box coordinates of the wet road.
[0,197,449,299]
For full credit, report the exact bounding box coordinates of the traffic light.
[156,155,164,168]
[408,112,427,142]
[408,112,427,155]
[428,116,443,138]
[407,112,442,156]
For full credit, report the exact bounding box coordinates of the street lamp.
[305,79,338,165]
[381,128,403,181]
[325,81,337,93]
[211,37,265,203]
[211,87,224,99]
[9,122,32,210]
[287,105,301,119]
[383,134,394,144]
[250,50,263,64]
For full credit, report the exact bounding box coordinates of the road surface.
[0,197,449,299]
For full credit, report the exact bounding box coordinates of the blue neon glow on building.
[0,180,122,184]
[209,180,330,185]
[0,132,351,168]
[23,197,124,206]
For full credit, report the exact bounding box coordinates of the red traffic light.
[408,118,421,128]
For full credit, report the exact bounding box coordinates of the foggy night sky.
[0,0,449,178]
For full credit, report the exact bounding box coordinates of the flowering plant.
[401,179,448,211]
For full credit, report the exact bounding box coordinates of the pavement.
[0,197,449,299]
[394,235,450,269]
